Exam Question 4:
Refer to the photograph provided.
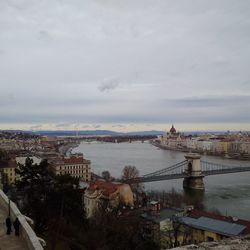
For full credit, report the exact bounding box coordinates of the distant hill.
[34,130,164,136]
[125,130,164,136]
[2,129,248,137]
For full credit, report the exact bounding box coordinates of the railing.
[0,190,44,250]
[143,160,187,178]
[201,160,245,171]
[201,161,250,176]
[140,173,187,183]
[126,160,187,183]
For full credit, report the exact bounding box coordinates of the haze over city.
[1,2,250,250]
[1,0,250,132]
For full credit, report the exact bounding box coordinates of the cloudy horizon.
[1,0,250,132]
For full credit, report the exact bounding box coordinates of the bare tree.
[122,165,139,180]
[121,166,144,204]
[101,171,111,181]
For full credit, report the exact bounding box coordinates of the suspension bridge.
[127,153,250,190]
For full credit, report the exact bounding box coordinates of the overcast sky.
[0,0,250,131]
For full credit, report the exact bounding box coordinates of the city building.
[50,154,91,182]
[141,201,183,247]
[0,156,42,185]
[0,159,18,184]
[141,204,250,249]
[179,209,250,243]
[159,126,250,159]
[84,179,134,218]
[240,142,250,155]
[161,125,185,149]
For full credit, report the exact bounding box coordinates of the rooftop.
[89,180,118,196]
[54,156,91,165]
[141,207,182,224]
[188,209,250,234]
[0,160,17,169]
[170,125,177,134]
[181,216,246,237]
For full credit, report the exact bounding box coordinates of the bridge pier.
[183,154,204,190]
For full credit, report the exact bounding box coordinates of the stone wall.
[173,235,250,250]
[0,190,44,250]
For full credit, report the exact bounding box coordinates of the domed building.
[160,124,185,149]
[170,124,177,134]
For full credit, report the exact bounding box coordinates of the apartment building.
[0,156,42,185]
[0,160,18,184]
[51,154,91,182]
[84,180,134,218]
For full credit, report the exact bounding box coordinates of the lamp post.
[8,197,11,217]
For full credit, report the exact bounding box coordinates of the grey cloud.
[0,107,250,124]
[29,125,42,130]
[0,0,250,129]
[112,124,126,128]
[55,123,71,128]
[161,95,250,108]
[38,30,53,43]
[0,93,15,106]
[98,79,119,93]
[92,124,101,129]
[81,125,90,128]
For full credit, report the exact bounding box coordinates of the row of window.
[59,169,89,175]
[59,164,90,170]
[4,168,15,172]
[58,173,90,180]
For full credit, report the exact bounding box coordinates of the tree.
[122,165,139,180]
[121,166,144,204]
[0,149,8,162]
[102,170,111,181]
[78,208,158,250]
[16,158,86,249]
[147,189,185,208]
[15,158,52,232]
[163,215,183,248]
[46,174,85,250]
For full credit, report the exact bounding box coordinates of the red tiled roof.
[0,160,17,169]
[188,209,250,234]
[89,180,118,196]
[63,156,90,165]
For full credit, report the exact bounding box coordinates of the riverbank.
[58,142,80,156]
[151,141,250,161]
[72,141,250,219]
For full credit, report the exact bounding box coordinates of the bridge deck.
[203,166,250,176]
[130,166,250,183]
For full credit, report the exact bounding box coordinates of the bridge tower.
[183,153,204,190]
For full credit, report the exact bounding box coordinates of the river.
[72,141,250,220]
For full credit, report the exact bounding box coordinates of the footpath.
[0,202,27,250]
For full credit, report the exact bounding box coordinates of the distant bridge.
[126,154,250,190]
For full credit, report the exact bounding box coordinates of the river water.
[72,141,250,220]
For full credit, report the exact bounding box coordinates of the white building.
[196,140,213,151]
[186,138,198,150]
